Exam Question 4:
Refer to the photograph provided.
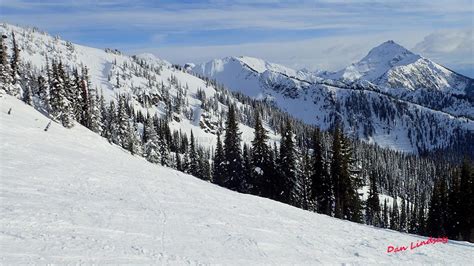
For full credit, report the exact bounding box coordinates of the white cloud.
[412,29,473,76]
[413,29,473,62]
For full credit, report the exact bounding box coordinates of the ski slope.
[1,95,473,264]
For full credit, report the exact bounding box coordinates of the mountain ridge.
[193,41,473,153]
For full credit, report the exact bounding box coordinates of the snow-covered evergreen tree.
[223,105,244,191]
[144,115,160,164]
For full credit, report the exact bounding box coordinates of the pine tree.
[144,115,160,164]
[175,151,182,172]
[390,198,399,231]
[331,124,362,222]
[0,35,14,95]
[277,119,296,204]
[383,199,389,228]
[299,150,313,210]
[182,150,190,174]
[117,95,131,149]
[188,131,200,177]
[418,193,427,236]
[427,178,448,237]
[70,68,83,122]
[458,159,473,242]
[10,31,20,84]
[22,83,33,105]
[80,66,92,127]
[311,129,332,215]
[366,172,381,227]
[242,143,252,192]
[198,148,211,181]
[159,134,171,167]
[250,112,274,198]
[223,105,243,191]
[400,198,407,232]
[88,87,102,134]
[50,61,74,128]
[409,199,418,234]
[213,132,225,186]
[128,120,142,156]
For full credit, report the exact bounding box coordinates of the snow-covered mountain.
[0,23,282,152]
[194,43,474,153]
[3,21,471,154]
[332,40,472,94]
[2,94,474,264]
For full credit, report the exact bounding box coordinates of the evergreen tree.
[37,75,50,111]
[50,61,74,128]
[182,150,190,174]
[409,199,418,234]
[427,178,448,237]
[143,115,160,164]
[383,199,389,228]
[213,132,225,186]
[366,172,381,227]
[299,150,313,210]
[400,198,407,232]
[390,198,399,231]
[88,87,102,134]
[80,66,92,127]
[277,119,296,204]
[22,83,33,105]
[70,68,83,122]
[331,124,362,222]
[188,131,200,177]
[10,31,20,85]
[127,120,142,156]
[418,193,427,236]
[159,134,171,167]
[311,129,332,215]
[242,143,252,192]
[0,35,14,95]
[117,95,131,149]
[175,151,182,172]
[223,105,243,191]
[198,148,211,181]
[250,112,274,198]
[458,160,473,242]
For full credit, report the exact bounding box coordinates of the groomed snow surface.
[1,95,473,264]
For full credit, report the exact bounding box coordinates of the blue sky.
[1,0,473,76]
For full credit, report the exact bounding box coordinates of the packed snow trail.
[1,96,473,264]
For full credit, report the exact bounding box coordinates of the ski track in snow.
[1,95,474,264]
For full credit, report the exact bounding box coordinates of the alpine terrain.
[194,41,474,153]
[1,21,473,264]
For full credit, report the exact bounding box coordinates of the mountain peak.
[363,40,415,62]
[337,40,421,82]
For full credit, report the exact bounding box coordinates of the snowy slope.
[194,43,474,153]
[1,95,474,264]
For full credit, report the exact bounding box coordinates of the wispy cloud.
[413,28,473,77]
[1,0,472,76]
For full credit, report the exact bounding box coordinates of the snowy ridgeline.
[1,95,474,264]
[0,23,281,153]
[193,45,474,154]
